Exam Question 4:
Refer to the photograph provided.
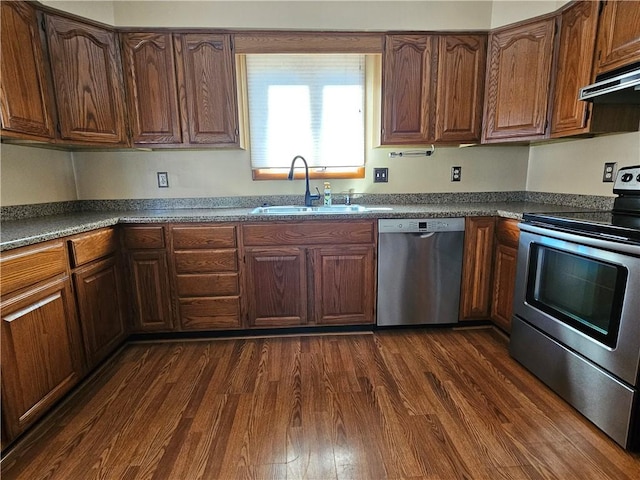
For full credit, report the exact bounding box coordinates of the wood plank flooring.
[2,327,640,479]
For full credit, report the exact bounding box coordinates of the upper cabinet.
[382,33,486,145]
[482,17,556,143]
[435,34,487,143]
[44,14,128,145]
[120,32,183,145]
[174,33,239,146]
[0,1,55,141]
[594,0,640,76]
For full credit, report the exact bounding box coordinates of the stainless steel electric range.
[510,165,640,450]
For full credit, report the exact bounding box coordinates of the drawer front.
[172,226,236,249]
[69,228,117,267]
[176,273,239,297]
[1,242,67,294]
[174,250,238,274]
[179,297,241,330]
[242,220,375,246]
[122,226,165,249]
[496,218,520,248]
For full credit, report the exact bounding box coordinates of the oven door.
[514,223,640,386]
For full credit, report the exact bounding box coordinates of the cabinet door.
[121,32,182,145]
[482,18,555,142]
[73,256,127,368]
[594,0,640,75]
[435,34,487,143]
[491,244,518,332]
[550,1,599,137]
[44,14,127,145]
[460,217,496,320]
[382,35,435,144]
[127,250,174,331]
[1,276,85,440]
[310,245,375,325]
[0,1,55,141]
[244,247,307,327]
[174,33,239,146]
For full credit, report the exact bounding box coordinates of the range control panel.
[378,218,465,234]
[614,165,640,194]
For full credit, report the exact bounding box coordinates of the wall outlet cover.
[451,166,462,182]
[602,162,616,183]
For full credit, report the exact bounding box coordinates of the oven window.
[527,244,627,347]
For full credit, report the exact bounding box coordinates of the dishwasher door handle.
[420,232,436,239]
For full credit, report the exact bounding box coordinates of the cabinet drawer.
[174,250,238,273]
[496,218,520,248]
[242,221,375,246]
[0,242,67,294]
[122,226,165,249]
[172,225,236,249]
[176,273,239,297]
[179,297,241,330]
[69,228,117,267]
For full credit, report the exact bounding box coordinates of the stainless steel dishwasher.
[377,218,465,326]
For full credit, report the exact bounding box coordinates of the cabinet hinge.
[56,122,62,136]
[41,17,46,32]
[584,106,591,124]
[599,1,606,15]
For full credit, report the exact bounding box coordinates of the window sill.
[252,166,365,180]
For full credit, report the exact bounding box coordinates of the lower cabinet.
[490,219,520,332]
[242,221,376,328]
[460,217,496,321]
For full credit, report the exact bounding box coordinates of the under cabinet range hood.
[580,64,640,104]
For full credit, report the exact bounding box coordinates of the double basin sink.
[250,205,392,215]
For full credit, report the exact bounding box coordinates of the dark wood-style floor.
[2,327,640,479]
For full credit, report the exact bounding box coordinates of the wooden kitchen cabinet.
[44,13,128,145]
[70,228,127,369]
[594,0,640,76]
[170,225,242,330]
[122,226,174,332]
[174,33,239,146]
[242,221,376,328]
[460,217,496,321]
[120,32,183,145]
[490,219,520,332]
[0,241,85,444]
[382,35,435,144]
[434,34,487,143]
[0,1,56,141]
[482,17,556,143]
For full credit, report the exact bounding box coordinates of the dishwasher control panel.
[378,218,465,233]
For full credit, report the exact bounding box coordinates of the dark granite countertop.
[0,201,603,251]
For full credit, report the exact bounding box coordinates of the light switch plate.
[157,172,169,188]
[374,167,389,183]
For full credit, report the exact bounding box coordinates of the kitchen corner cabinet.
[482,17,555,143]
[120,32,183,145]
[460,217,496,321]
[44,13,128,145]
[174,33,239,146]
[490,218,520,332]
[69,229,127,369]
[434,34,487,143]
[242,221,376,328]
[122,226,174,332]
[382,35,435,144]
[0,241,85,444]
[170,225,242,330]
[594,0,640,76]
[0,1,56,141]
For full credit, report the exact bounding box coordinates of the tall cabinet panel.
[175,33,239,146]
[0,1,55,140]
[594,0,640,75]
[120,32,182,145]
[382,35,435,144]
[482,17,555,142]
[44,14,128,145]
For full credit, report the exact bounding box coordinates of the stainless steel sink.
[250,204,370,215]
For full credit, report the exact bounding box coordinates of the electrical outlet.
[602,162,616,182]
[374,167,389,183]
[157,172,169,188]
[451,166,462,182]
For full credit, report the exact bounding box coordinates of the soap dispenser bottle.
[323,182,332,206]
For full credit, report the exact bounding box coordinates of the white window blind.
[245,54,366,169]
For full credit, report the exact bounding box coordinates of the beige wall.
[489,0,568,28]
[40,0,115,24]
[527,132,640,197]
[1,144,77,205]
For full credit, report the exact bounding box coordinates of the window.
[245,54,366,179]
